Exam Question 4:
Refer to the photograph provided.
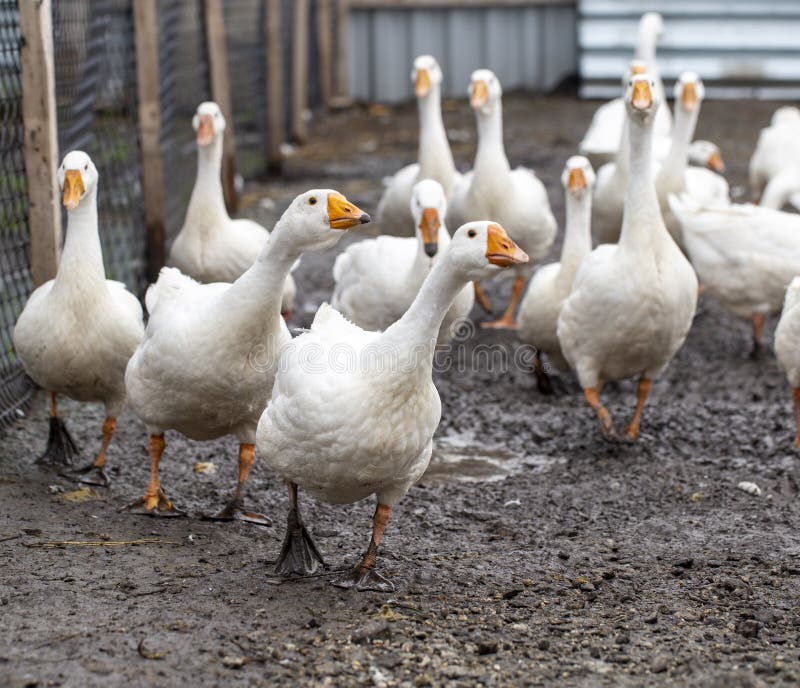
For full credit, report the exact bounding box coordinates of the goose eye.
[309,197,317,205]
[84,164,88,171]
[467,229,477,238]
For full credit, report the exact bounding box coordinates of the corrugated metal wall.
[346,3,577,103]
[579,0,800,99]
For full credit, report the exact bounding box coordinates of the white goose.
[580,13,672,168]
[448,69,556,328]
[167,102,296,318]
[124,191,369,522]
[774,277,800,447]
[669,194,800,356]
[257,221,527,590]
[333,179,473,343]
[13,151,144,485]
[749,107,800,210]
[375,56,461,234]
[557,74,698,440]
[655,72,729,246]
[518,156,595,393]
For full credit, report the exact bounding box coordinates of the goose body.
[448,69,556,328]
[774,277,800,446]
[518,156,595,384]
[125,190,369,518]
[167,102,296,315]
[558,74,698,440]
[376,56,461,234]
[258,222,528,589]
[749,107,800,210]
[333,180,473,343]
[13,151,144,481]
[669,195,800,352]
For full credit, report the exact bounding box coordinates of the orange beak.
[486,224,528,268]
[568,167,587,192]
[62,169,84,211]
[680,82,697,111]
[196,114,214,145]
[414,69,431,97]
[327,193,371,230]
[631,80,652,110]
[419,208,440,257]
[470,80,488,109]
[706,150,725,174]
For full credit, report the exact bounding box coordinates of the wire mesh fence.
[0,0,33,427]
[0,0,329,430]
[53,0,147,295]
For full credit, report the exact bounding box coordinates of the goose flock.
[12,11,800,591]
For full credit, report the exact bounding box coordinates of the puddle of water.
[423,433,559,485]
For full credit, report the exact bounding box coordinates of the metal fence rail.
[0,0,34,427]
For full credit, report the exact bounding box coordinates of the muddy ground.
[2,93,799,687]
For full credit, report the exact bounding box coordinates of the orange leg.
[793,388,800,448]
[209,443,271,525]
[584,387,617,440]
[481,276,525,330]
[49,391,57,417]
[334,503,394,592]
[473,282,493,314]
[624,378,652,440]
[125,434,181,515]
[751,313,765,358]
[68,416,116,485]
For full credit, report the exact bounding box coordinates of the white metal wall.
[579,0,800,99]
[346,4,577,103]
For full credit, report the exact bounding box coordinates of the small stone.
[537,639,549,651]
[476,640,498,655]
[738,619,761,638]
[502,588,523,600]
[651,655,669,673]
[558,551,570,560]
[352,620,391,644]
[644,612,658,624]
[222,655,247,669]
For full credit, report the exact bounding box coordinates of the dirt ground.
[2,92,799,687]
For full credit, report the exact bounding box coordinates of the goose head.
[412,55,443,99]
[689,140,725,174]
[639,12,664,42]
[192,101,226,146]
[624,73,660,123]
[411,179,447,258]
[675,72,704,114]
[58,151,98,211]
[623,59,647,85]
[282,190,370,251]
[562,155,596,199]
[469,69,502,116]
[448,221,528,281]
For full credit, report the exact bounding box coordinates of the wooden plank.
[19,0,61,288]
[265,0,284,171]
[334,0,350,101]
[316,0,333,106]
[204,0,238,213]
[291,0,310,143]
[133,0,166,282]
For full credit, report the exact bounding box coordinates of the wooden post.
[291,0,309,143]
[265,0,284,172]
[334,0,350,102]
[204,0,238,213]
[316,0,332,106]
[19,0,62,287]
[133,0,166,283]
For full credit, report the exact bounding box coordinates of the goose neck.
[417,88,456,182]
[660,102,698,186]
[54,187,105,287]
[474,103,510,176]
[619,112,662,248]
[381,251,466,370]
[185,136,228,232]
[559,192,593,275]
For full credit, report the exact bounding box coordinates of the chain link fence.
[0,0,33,427]
[0,0,326,430]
